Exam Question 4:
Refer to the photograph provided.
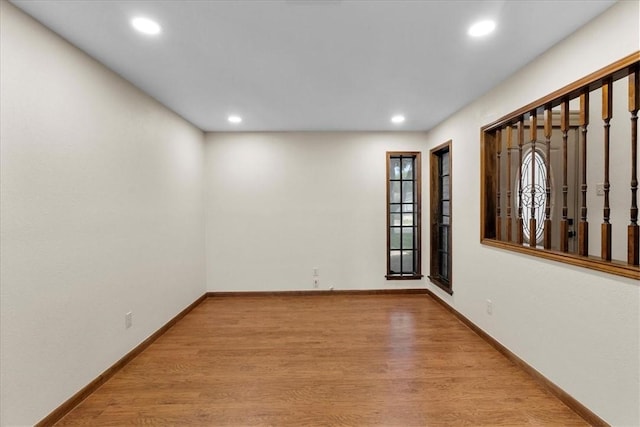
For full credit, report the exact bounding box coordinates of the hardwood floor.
[56,294,588,426]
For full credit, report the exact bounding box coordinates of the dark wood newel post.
[578,93,590,256]
[517,119,525,244]
[629,68,639,265]
[602,78,613,261]
[544,105,552,249]
[496,129,502,241]
[506,125,513,242]
[560,99,570,252]
[529,110,538,247]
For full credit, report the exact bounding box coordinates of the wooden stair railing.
[481,52,640,280]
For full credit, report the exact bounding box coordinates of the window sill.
[385,274,424,280]
[428,276,453,295]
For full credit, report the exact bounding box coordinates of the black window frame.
[429,141,453,294]
[386,151,423,280]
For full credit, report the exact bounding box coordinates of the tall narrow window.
[386,152,422,279]
[429,141,453,294]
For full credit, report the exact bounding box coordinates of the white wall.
[423,1,639,426]
[1,0,638,425]
[204,132,428,291]
[0,2,206,426]
[204,2,639,425]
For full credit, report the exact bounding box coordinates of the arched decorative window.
[517,149,547,245]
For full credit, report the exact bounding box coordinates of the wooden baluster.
[529,111,538,247]
[506,125,513,242]
[560,100,570,252]
[496,129,502,240]
[629,68,639,265]
[543,105,552,249]
[578,93,589,256]
[517,118,524,244]
[602,78,612,261]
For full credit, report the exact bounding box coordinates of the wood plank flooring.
[56,294,588,426]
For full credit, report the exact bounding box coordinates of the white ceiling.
[11,0,616,132]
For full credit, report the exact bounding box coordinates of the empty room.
[1,0,638,426]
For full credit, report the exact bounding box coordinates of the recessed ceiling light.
[228,115,242,124]
[131,17,161,35]
[391,115,406,124]
[468,20,496,38]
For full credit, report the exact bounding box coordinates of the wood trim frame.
[36,294,208,427]
[429,140,453,294]
[480,51,640,280]
[424,289,609,427]
[386,151,423,280]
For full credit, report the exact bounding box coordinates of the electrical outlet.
[486,299,493,315]
[596,183,605,196]
[125,311,133,329]
[313,278,319,288]
[313,268,319,277]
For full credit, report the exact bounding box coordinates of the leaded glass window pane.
[390,228,401,250]
[390,182,401,203]
[389,158,401,180]
[402,159,413,179]
[517,149,547,245]
[403,229,414,249]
